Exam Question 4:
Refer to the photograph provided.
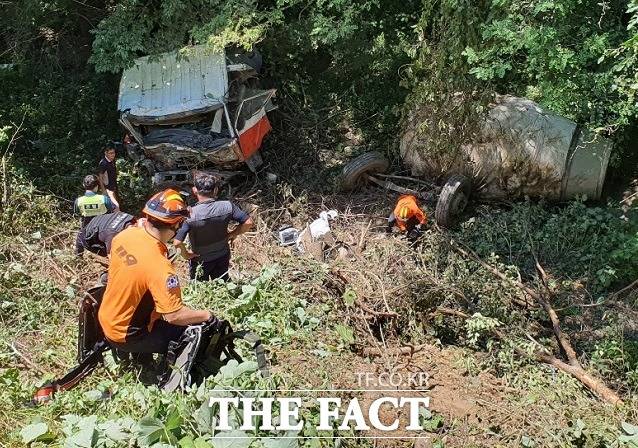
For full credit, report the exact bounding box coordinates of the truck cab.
[118,46,276,186]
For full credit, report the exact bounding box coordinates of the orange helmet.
[143,189,189,224]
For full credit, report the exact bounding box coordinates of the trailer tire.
[340,152,389,191]
[435,174,471,227]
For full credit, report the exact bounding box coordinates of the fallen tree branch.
[362,343,428,357]
[357,219,372,253]
[449,241,536,307]
[452,239,579,365]
[608,278,638,302]
[527,237,579,366]
[356,299,399,318]
[84,251,109,268]
[431,306,623,405]
[6,341,47,375]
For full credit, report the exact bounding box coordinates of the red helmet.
[143,189,189,224]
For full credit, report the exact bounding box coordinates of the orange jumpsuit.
[389,194,427,232]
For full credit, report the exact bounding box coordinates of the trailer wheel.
[340,152,389,191]
[435,174,471,227]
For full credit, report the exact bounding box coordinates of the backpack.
[33,284,268,403]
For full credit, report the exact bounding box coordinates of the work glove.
[407,225,424,241]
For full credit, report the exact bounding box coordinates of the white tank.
[400,95,612,200]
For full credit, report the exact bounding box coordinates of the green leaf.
[335,324,355,345]
[83,389,103,401]
[180,436,196,448]
[419,407,432,421]
[217,360,258,381]
[65,426,96,448]
[238,285,257,302]
[294,307,306,323]
[180,436,212,448]
[100,420,130,442]
[623,421,638,435]
[521,435,534,447]
[165,408,183,431]
[21,422,53,444]
[618,435,638,448]
[572,419,585,438]
[422,414,443,432]
[211,430,252,448]
[342,288,356,307]
[136,417,165,447]
[195,400,215,434]
[195,437,212,448]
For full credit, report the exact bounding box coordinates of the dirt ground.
[8,180,632,447]
[193,186,536,446]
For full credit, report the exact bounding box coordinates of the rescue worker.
[75,174,115,255]
[98,189,213,355]
[387,194,428,238]
[79,211,140,257]
[173,172,253,281]
[97,144,120,211]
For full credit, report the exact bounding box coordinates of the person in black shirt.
[97,144,120,211]
[80,212,139,257]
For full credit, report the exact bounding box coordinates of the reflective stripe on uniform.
[77,195,108,217]
[165,193,182,203]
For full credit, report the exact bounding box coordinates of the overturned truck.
[401,95,612,201]
[342,95,613,226]
[118,46,276,186]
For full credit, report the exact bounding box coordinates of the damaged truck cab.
[118,46,276,185]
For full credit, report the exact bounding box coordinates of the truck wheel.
[435,174,471,227]
[340,152,389,191]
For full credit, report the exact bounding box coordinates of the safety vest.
[77,194,108,217]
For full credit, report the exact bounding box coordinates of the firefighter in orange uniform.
[387,194,428,238]
[98,189,213,356]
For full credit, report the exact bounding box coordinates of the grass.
[1,169,637,447]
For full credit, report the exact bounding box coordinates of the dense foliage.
[406,0,638,166]
[1,1,637,446]
[3,0,635,195]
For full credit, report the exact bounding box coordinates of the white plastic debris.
[277,227,299,246]
[309,210,338,240]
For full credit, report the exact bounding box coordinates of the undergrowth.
[1,161,637,447]
[418,199,638,400]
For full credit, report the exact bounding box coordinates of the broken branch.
[527,239,579,366]
[362,343,428,357]
[431,306,623,405]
